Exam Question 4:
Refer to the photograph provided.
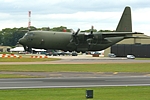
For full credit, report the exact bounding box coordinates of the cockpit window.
[23,32,34,39]
[28,32,34,36]
[23,33,28,38]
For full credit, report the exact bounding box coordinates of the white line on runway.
[1,84,150,90]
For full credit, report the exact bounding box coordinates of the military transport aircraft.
[18,6,143,53]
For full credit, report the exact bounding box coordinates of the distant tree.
[2,31,12,46]
[29,26,37,31]
[11,31,26,46]
[41,27,50,31]
[0,32,3,45]
[51,26,68,32]
[0,28,26,46]
[84,28,97,32]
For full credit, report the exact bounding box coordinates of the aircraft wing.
[101,32,144,38]
[99,32,145,43]
[124,36,150,39]
[102,32,143,35]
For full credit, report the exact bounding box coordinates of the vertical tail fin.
[116,6,132,32]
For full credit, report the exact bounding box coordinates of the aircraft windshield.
[22,32,34,39]
[28,32,34,36]
[22,33,28,38]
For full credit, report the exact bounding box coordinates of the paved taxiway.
[1,55,150,64]
[0,76,150,89]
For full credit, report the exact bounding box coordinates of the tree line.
[0,26,113,47]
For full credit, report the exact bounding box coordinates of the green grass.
[0,86,149,100]
[0,57,60,62]
[0,74,42,78]
[0,52,15,54]
[0,63,150,72]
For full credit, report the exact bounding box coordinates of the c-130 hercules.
[19,6,143,53]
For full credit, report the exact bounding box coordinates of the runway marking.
[113,72,118,74]
[48,74,62,77]
[1,84,150,89]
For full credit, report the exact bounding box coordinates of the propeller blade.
[75,28,80,35]
[91,25,94,34]
[70,28,80,45]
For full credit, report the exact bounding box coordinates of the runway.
[0,76,150,89]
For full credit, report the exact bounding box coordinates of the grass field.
[0,74,42,78]
[0,57,60,62]
[0,63,150,72]
[0,86,149,100]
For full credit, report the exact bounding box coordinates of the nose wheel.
[23,45,32,52]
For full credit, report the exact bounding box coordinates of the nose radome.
[18,38,24,45]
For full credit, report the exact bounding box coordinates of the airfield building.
[0,46,11,52]
[104,34,150,58]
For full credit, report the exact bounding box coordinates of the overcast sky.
[0,0,150,35]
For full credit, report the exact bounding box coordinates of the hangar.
[0,46,11,52]
[104,34,150,58]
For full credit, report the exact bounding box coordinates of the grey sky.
[0,0,150,35]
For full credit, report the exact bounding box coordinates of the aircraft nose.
[18,38,24,45]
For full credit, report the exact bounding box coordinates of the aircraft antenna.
[28,11,31,30]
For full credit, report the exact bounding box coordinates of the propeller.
[70,28,80,45]
[73,28,80,36]
[90,25,94,35]
[87,26,94,45]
